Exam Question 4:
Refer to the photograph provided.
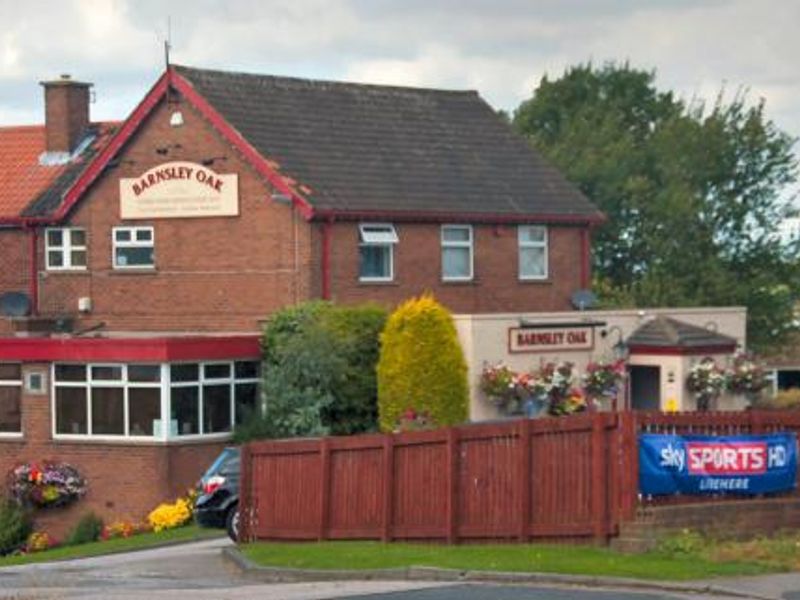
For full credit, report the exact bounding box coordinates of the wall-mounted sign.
[639,433,797,496]
[508,326,594,353]
[120,161,239,219]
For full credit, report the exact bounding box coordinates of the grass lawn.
[241,540,777,581]
[0,525,224,567]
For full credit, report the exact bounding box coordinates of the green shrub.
[377,295,468,432]
[0,500,32,555]
[753,389,800,411]
[65,511,104,546]
[235,301,387,442]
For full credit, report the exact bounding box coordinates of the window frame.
[45,227,87,271]
[0,363,22,437]
[51,360,261,442]
[358,223,397,283]
[112,226,155,270]
[518,225,549,281]
[441,224,474,282]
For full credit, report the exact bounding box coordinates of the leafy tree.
[234,301,386,442]
[377,295,468,431]
[513,62,799,350]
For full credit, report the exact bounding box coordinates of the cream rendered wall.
[454,307,747,421]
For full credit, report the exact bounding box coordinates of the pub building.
[0,65,744,530]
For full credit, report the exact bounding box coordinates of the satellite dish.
[0,292,32,317]
[570,289,597,311]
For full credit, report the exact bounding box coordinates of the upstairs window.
[358,223,398,282]
[441,225,473,281]
[113,226,154,269]
[45,228,87,270]
[0,364,21,435]
[518,225,548,280]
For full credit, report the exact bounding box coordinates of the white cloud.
[0,0,797,143]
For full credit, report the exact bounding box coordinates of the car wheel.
[226,505,240,542]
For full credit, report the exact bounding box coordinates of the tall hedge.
[377,295,468,431]
[235,301,387,442]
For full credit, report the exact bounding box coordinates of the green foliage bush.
[235,301,387,442]
[377,295,468,432]
[0,499,32,555]
[753,389,800,411]
[66,511,104,546]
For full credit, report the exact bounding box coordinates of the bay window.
[53,360,260,440]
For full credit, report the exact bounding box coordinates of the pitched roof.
[626,316,738,350]
[0,123,118,220]
[174,65,602,220]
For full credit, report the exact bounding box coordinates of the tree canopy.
[513,63,799,350]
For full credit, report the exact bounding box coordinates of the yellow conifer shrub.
[377,294,468,431]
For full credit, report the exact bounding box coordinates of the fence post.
[318,438,331,541]
[750,410,765,435]
[619,411,639,522]
[382,434,394,542]
[591,413,608,542]
[446,427,460,544]
[240,443,253,542]
[518,419,532,542]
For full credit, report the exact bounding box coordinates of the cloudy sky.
[1,0,798,146]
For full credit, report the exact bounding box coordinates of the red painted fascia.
[628,344,737,356]
[313,209,605,225]
[168,68,315,221]
[0,334,261,362]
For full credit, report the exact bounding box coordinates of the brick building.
[0,65,601,531]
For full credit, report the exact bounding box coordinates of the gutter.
[312,208,606,225]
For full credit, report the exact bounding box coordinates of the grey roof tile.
[174,65,602,220]
[627,317,738,349]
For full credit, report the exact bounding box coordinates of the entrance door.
[629,365,661,411]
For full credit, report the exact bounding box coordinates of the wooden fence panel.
[241,410,800,544]
[392,437,449,539]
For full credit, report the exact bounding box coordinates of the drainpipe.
[321,217,333,300]
[28,226,39,315]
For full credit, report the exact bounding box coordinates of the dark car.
[194,447,240,540]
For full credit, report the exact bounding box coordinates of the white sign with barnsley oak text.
[508,326,594,353]
[120,161,239,219]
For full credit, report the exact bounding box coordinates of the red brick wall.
[325,222,584,313]
[0,364,226,539]
[36,97,313,333]
[0,230,30,335]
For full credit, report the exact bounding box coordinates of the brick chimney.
[40,74,92,154]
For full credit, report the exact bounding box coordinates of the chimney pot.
[40,75,93,154]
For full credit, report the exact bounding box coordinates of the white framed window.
[52,360,261,441]
[358,223,397,282]
[441,224,473,281]
[53,363,161,438]
[169,361,260,438]
[45,227,87,270]
[113,226,154,269]
[518,225,548,280]
[0,363,22,435]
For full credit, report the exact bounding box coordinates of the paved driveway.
[0,538,790,600]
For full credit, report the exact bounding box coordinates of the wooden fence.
[239,410,800,544]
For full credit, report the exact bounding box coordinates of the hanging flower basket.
[686,358,726,412]
[7,462,87,509]
[726,352,769,403]
[582,360,626,408]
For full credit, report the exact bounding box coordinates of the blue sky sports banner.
[639,433,797,496]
